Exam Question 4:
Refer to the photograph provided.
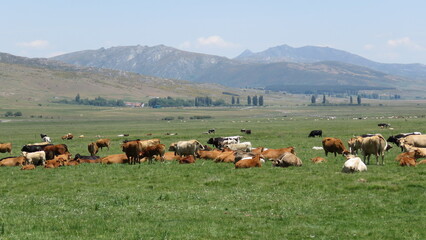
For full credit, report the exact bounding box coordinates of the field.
[0,102,425,239]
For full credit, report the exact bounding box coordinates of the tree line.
[231,95,264,106]
[311,94,362,105]
[55,94,126,107]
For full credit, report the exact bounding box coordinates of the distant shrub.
[177,116,185,120]
[162,117,175,121]
[190,115,212,120]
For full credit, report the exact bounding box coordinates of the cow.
[234,151,256,164]
[159,152,182,161]
[272,152,302,167]
[61,133,73,140]
[40,134,51,143]
[241,129,252,134]
[208,129,216,134]
[308,130,322,138]
[359,135,387,165]
[348,137,363,154]
[101,154,128,164]
[398,156,417,167]
[251,147,265,154]
[0,143,12,154]
[140,144,166,163]
[0,156,25,166]
[235,154,262,168]
[342,155,367,173]
[213,150,235,163]
[169,140,204,158]
[261,147,295,160]
[21,143,52,153]
[417,160,426,165]
[198,149,223,160]
[412,148,426,159]
[310,157,327,163]
[88,142,99,156]
[387,132,422,150]
[398,135,426,148]
[179,155,196,164]
[223,142,252,152]
[207,136,242,149]
[395,151,416,163]
[73,154,101,163]
[22,151,46,166]
[378,123,390,128]
[95,138,111,151]
[43,144,69,160]
[322,137,348,157]
[121,140,142,164]
[44,158,63,168]
[21,164,36,170]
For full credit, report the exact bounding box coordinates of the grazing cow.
[208,129,216,134]
[22,151,46,166]
[0,156,25,166]
[43,144,69,160]
[398,135,426,148]
[235,154,262,168]
[21,164,36,170]
[240,129,252,134]
[95,139,111,151]
[179,155,196,164]
[308,130,322,138]
[359,135,387,165]
[387,132,422,150]
[61,133,73,140]
[272,152,302,167]
[322,137,347,157]
[0,143,12,154]
[342,155,367,173]
[169,140,204,158]
[378,123,390,128]
[140,144,166,163]
[261,147,295,160]
[223,142,252,152]
[101,154,128,164]
[310,157,327,163]
[74,154,101,163]
[207,136,242,149]
[88,142,99,156]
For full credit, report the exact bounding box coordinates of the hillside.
[235,44,426,80]
[0,52,237,104]
[51,45,408,90]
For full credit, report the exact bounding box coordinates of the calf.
[198,149,223,160]
[310,157,327,163]
[43,144,69,160]
[235,154,262,168]
[398,156,417,167]
[213,150,235,163]
[21,164,36,170]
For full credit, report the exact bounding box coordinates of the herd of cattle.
[1,129,426,172]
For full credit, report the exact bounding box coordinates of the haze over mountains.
[51,44,426,91]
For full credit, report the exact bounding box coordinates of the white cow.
[224,142,252,152]
[22,151,46,166]
[169,140,205,158]
[342,155,367,173]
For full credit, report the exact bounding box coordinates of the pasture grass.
[0,103,425,239]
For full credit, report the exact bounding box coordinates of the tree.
[252,95,258,106]
[322,94,326,104]
[14,111,22,117]
[258,95,264,106]
[75,93,81,103]
[350,96,353,104]
[247,96,251,105]
[357,95,361,105]
[231,96,235,105]
[4,111,13,117]
[236,97,240,105]
[311,95,316,104]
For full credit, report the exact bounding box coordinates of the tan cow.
[95,139,111,151]
[261,147,295,160]
[213,150,235,163]
[310,157,327,163]
[88,142,99,156]
[21,164,36,170]
[198,149,223,160]
[101,154,128,164]
[398,135,426,148]
[272,152,302,167]
[360,135,387,165]
[322,137,347,157]
[0,156,25,166]
[0,143,12,154]
[169,140,204,158]
[235,154,262,168]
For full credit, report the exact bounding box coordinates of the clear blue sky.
[2,0,426,64]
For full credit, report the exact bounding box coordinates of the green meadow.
[0,102,425,239]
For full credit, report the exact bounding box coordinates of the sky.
[1,0,426,64]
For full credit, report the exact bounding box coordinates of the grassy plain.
[0,101,425,239]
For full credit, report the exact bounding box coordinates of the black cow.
[387,132,422,151]
[208,129,216,134]
[240,129,252,134]
[308,130,322,138]
[21,143,52,152]
[207,137,224,149]
[378,123,390,128]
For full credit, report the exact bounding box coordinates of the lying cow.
[179,155,196,164]
[223,142,252,152]
[342,155,367,173]
[261,147,295,160]
[0,156,25,166]
[74,154,101,163]
[235,154,262,168]
[101,154,128,164]
[0,143,12,154]
[272,152,302,167]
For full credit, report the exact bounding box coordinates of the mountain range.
[51,44,426,91]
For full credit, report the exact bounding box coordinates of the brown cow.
[310,157,327,163]
[44,159,63,168]
[272,152,302,167]
[21,164,36,170]
[140,144,166,163]
[0,143,12,154]
[261,147,295,160]
[88,142,99,156]
[61,133,73,140]
[0,156,25,166]
[322,137,347,157]
[213,150,235,163]
[235,154,262,168]
[158,152,182,161]
[179,155,196,164]
[96,139,111,151]
[198,149,223,160]
[43,144,69,160]
[417,160,426,165]
[121,140,142,164]
[101,154,128,164]
[398,156,417,166]
[395,151,416,162]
